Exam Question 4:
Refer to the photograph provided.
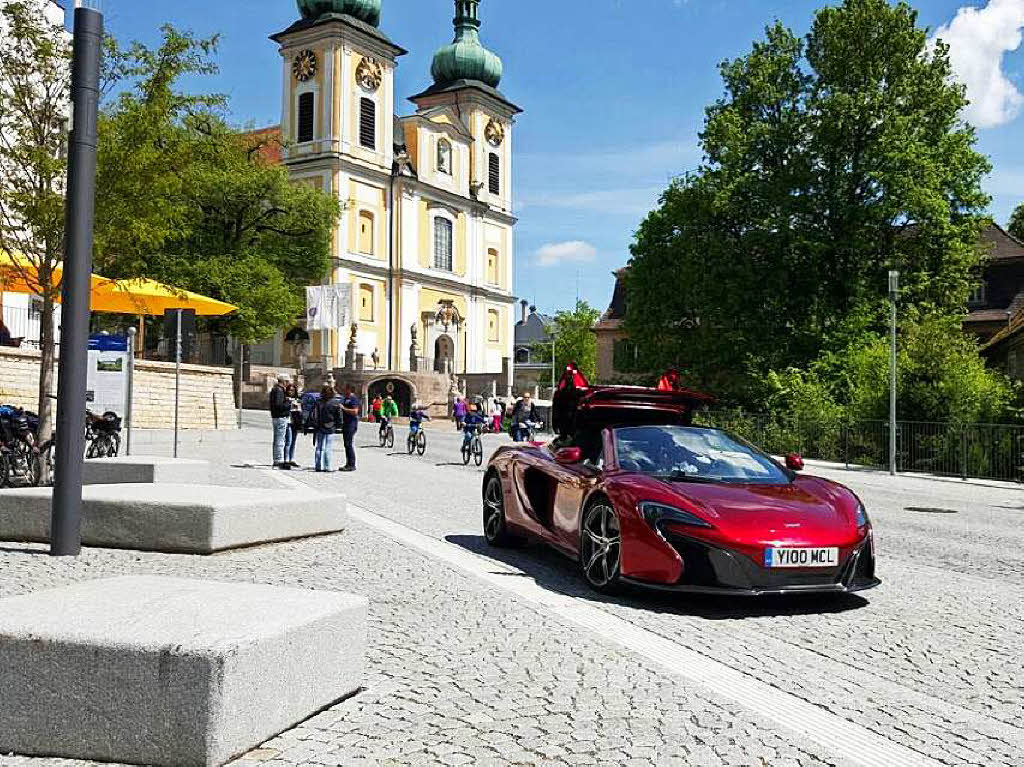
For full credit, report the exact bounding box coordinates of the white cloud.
[933,0,1024,129]
[534,241,598,268]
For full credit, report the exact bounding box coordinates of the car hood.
[649,475,858,544]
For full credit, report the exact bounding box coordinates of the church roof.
[271,12,407,56]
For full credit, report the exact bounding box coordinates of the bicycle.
[461,425,484,466]
[85,410,121,459]
[407,423,427,456]
[512,419,544,443]
[379,419,395,449]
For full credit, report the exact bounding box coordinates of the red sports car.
[482,371,879,596]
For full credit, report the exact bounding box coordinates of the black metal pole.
[51,7,103,557]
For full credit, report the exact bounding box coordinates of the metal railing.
[698,410,1024,483]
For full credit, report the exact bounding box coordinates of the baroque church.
[255,0,520,399]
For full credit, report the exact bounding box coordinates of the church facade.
[261,0,520,383]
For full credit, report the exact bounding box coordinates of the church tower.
[271,0,406,365]
[262,0,520,396]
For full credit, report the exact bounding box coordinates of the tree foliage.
[627,0,992,413]
[95,28,337,342]
[762,316,1016,425]
[531,300,601,385]
[1010,203,1024,243]
[0,0,71,439]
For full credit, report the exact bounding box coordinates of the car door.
[508,446,561,542]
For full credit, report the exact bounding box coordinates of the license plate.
[764,547,838,568]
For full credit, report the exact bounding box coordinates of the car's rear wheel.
[483,475,518,547]
[580,501,622,594]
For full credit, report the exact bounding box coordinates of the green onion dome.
[430,0,503,89]
[296,0,381,27]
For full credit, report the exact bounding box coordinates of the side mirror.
[555,447,583,465]
[785,453,805,472]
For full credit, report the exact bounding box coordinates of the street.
[1,419,1022,766]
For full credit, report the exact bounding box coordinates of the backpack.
[313,399,338,433]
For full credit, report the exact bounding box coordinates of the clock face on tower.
[292,50,318,82]
[485,119,505,147]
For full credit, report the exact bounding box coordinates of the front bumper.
[624,533,880,597]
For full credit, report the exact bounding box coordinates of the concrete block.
[0,484,346,553]
[0,576,367,767]
[82,455,211,485]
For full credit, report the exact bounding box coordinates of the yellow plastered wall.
[403,121,418,170]
[352,274,386,355]
[347,180,385,259]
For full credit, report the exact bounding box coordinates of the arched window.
[358,210,374,255]
[359,284,374,322]
[433,217,453,271]
[436,138,452,175]
[515,347,529,364]
[487,309,500,342]
[488,152,500,195]
[486,248,499,285]
[297,92,315,143]
[359,98,376,149]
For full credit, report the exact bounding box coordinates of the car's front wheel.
[580,501,622,594]
[483,474,518,547]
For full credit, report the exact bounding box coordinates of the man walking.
[269,374,291,469]
[340,384,361,472]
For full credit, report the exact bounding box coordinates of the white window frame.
[294,83,320,144]
[437,137,452,176]
[432,213,455,273]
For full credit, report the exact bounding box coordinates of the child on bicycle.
[461,402,487,450]
[409,403,430,434]
[379,394,399,438]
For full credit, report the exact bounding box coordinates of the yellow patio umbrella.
[89,277,237,317]
[0,251,237,316]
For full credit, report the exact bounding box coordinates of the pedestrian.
[313,385,342,472]
[269,374,291,469]
[371,394,383,424]
[490,398,503,433]
[284,382,302,468]
[340,384,361,472]
[453,397,467,431]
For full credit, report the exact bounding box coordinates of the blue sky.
[79,0,1024,315]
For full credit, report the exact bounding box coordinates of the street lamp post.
[889,270,899,477]
[50,6,103,557]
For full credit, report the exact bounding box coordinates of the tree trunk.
[36,292,56,448]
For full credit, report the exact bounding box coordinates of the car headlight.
[855,500,870,528]
[639,501,712,530]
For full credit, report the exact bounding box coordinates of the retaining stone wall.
[0,347,237,431]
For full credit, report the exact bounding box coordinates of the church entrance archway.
[368,378,414,416]
[434,335,454,374]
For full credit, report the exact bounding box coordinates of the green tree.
[531,300,601,386]
[628,0,991,405]
[1010,203,1024,243]
[94,28,337,343]
[0,0,71,442]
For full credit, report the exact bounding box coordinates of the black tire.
[0,453,10,489]
[416,431,427,456]
[407,432,416,455]
[580,500,623,594]
[462,442,471,465]
[483,474,518,547]
[473,437,484,467]
[386,427,395,449]
[379,428,387,448]
[108,433,121,458]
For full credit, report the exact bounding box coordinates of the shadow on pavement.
[0,545,49,556]
[445,534,870,620]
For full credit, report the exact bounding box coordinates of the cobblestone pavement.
[2,420,1022,766]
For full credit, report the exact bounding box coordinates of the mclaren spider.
[482,369,880,596]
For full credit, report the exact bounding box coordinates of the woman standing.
[284,383,303,468]
[314,385,343,472]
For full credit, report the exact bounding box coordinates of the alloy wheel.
[581,503,622,592]
[483,476,516,546]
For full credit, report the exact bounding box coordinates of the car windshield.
[613,425,789,484]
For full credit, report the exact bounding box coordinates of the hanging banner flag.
[306,284,352,330]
